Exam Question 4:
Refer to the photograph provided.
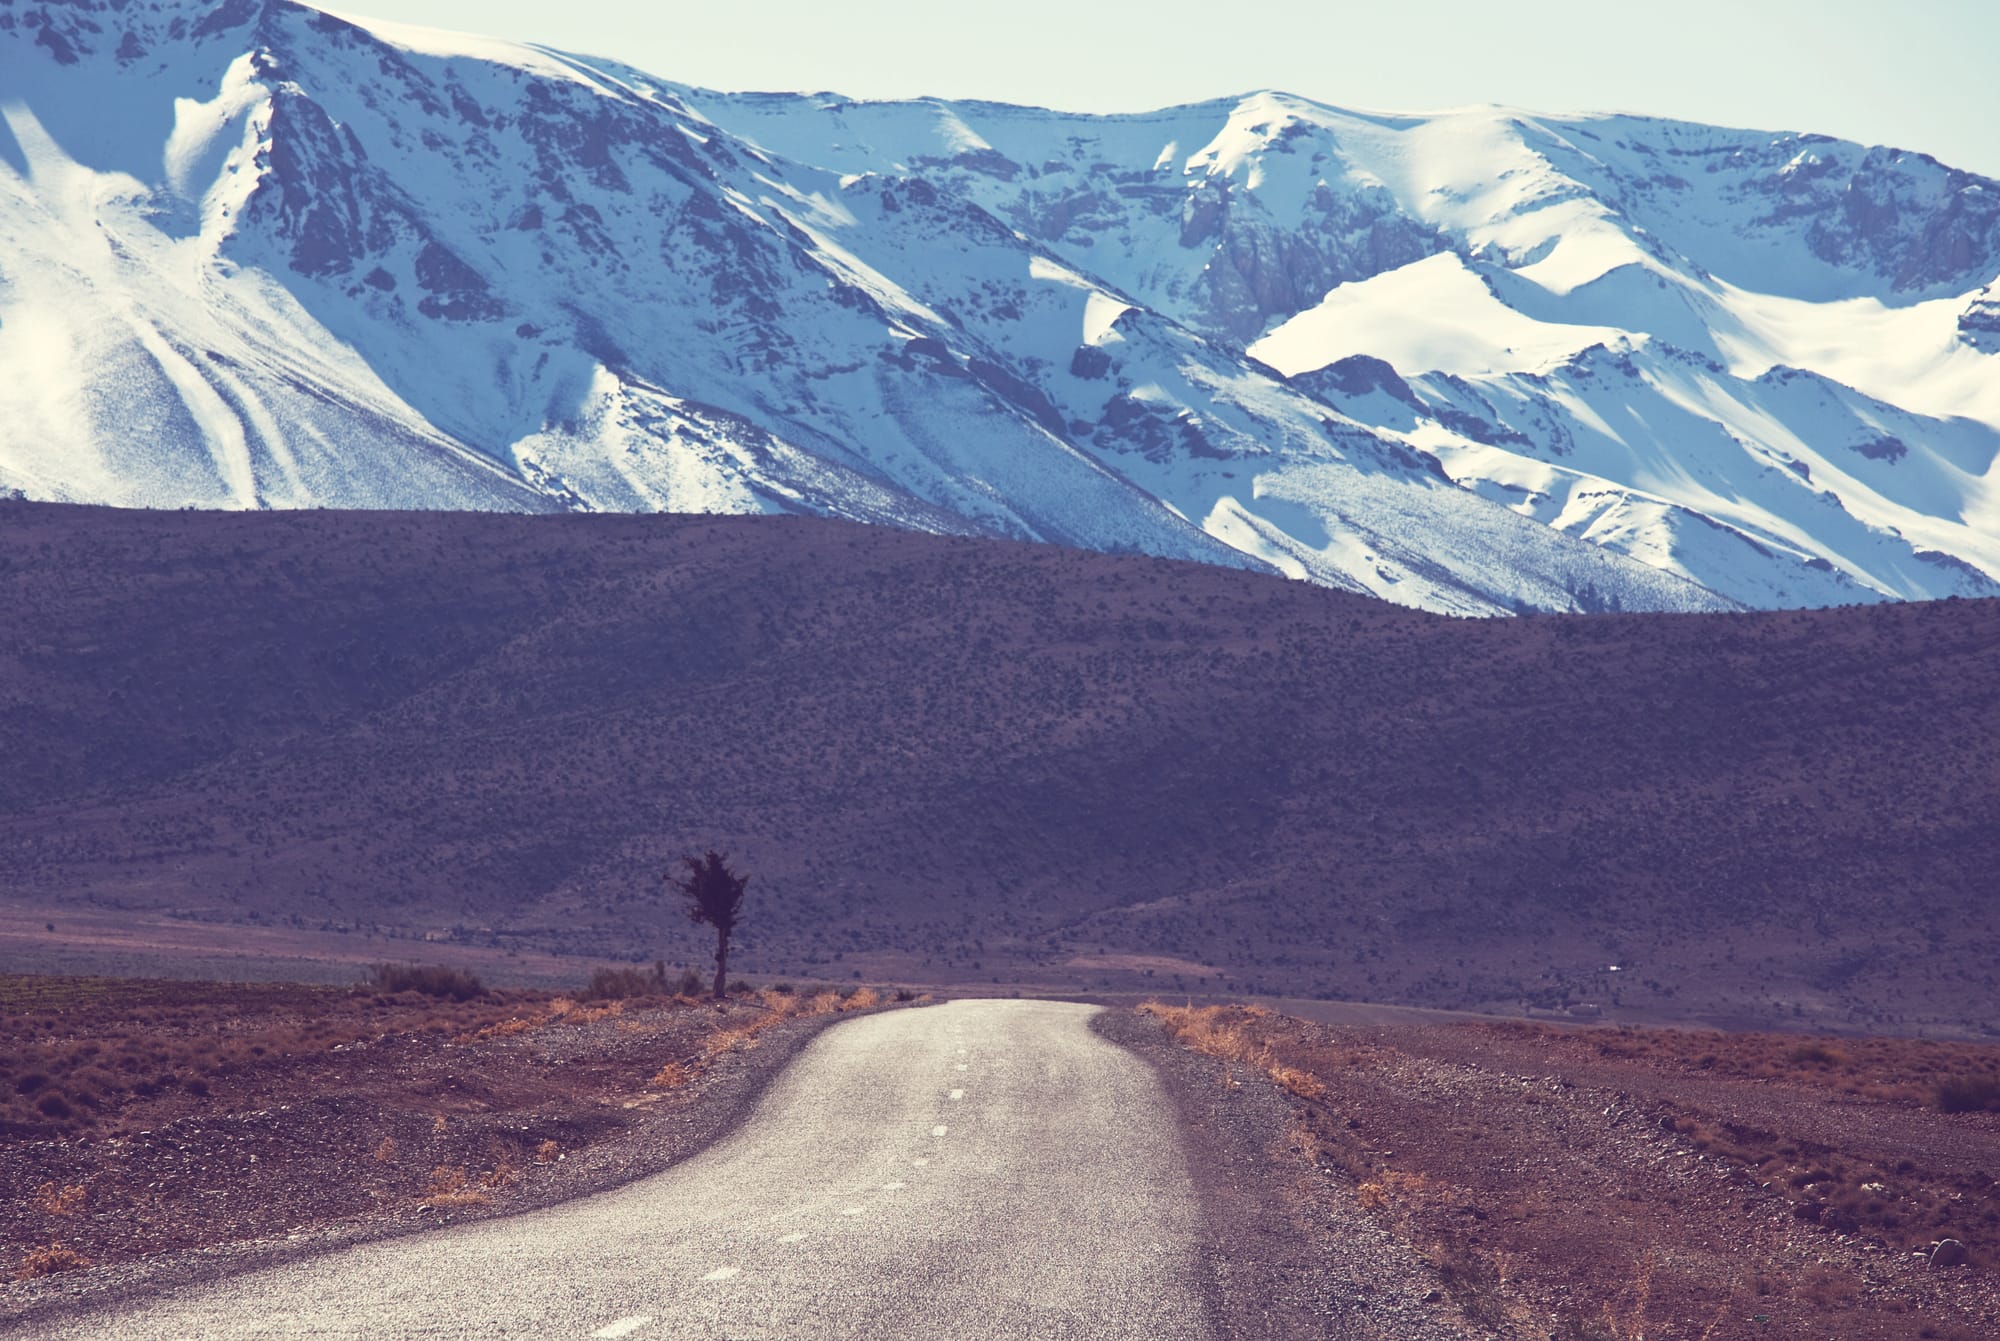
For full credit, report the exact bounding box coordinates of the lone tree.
[667,850,749,1000]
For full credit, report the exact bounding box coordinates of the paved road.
[23,1000,1210,1340]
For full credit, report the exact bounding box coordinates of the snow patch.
[1251,254,1628,378]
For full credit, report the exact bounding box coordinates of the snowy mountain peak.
[2,0,1997,613]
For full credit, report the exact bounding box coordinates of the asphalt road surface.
[22,1000,1211,1340]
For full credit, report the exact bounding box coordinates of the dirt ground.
[0,974,893,1325]
[1142,1003,2000,1341]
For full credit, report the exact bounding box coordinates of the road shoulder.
[1,1000,881,1331]
[1091,1006,1489,1340]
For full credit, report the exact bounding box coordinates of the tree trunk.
[713,928,729,1000]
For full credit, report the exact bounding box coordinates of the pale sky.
[342,0,2000,177]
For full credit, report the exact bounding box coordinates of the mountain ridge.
[2,0,1997,613]
[3,500,1996,1033]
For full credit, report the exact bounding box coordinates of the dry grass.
[534,1139,561,1164]
[16,1241,91,1279]
[417,1164,488,1209]
[1139,1001,1321,1102]
[642,985,886,1092]
[31,1182,86,1217]
[0,975,541,1141]
[371,1136,397,1164]
[462,995,630,1044]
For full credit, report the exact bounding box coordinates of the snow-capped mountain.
[3,0,1997,614]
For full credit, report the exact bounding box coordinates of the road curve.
[20,1000,1211,1340]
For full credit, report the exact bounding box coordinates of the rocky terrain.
[3,0,1998,610]
[0,972,893,1322]
[1141,1003,2000,1339]
[3,502,1997,1033]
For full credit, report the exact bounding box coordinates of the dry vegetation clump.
[30,1182,86,1217]
[366,964,485,1001]
[1936,1074,2000,1114]
[417,1165,488,1209]
[642,985,883,1091]
[1139,1001,1308,1094]
[15,1241,91,1280]
[582,964,702,1001]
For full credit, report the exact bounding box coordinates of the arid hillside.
[1,502,1995,1032]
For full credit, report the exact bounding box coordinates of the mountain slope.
[680,86,2000,608]
[5,1,1996,612]
[3,502,1997,1033]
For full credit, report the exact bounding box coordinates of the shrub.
[16,1242,90,1279]
[582,966,665,1000]
[418,1164,487,1208]
[32,1182,86,1217]
[366,964,484,1001]
[1786,1042,1845,1066]
[1936,1075,2000,1113]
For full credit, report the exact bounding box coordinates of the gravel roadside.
[1,999,877,1333]
[1092,1006,1490,1339]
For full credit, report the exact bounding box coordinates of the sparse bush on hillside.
[31,1182,86,1217]
[16,1241,90,1279]
[582,964,667,1000]
[366,963,484,1001]
[1936,1074,2000,1113]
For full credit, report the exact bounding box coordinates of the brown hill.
[1,501,1995,1033]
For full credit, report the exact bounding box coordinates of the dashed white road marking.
[882,1180,905,1190]
[949,1088,964,1100]
[954,1063,968,1071]
[911,1157,930,1167]
[931,1124,949,1136]
[840,1205,864,1216]
[702,1266,741,1282]
[778,1231,808,1243]
[593,1317,654,1339]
